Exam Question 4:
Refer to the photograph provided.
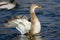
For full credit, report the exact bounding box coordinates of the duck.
[0,0,17,10]
[29,4,41,38]
[4,4,42,35]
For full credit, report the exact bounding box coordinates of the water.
[0,0,60,40]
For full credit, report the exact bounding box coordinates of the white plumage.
[4,15,31,34]
[15,19,31,34]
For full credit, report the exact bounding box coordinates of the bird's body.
[30,17,41,34]
[0,0,17,10]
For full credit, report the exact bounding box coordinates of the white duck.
[4,4,42,35]
[0,0,17,10]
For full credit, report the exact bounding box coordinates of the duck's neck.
[30,6,36,13]
[30,7,37,19]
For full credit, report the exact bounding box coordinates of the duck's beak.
[38,5,42,9]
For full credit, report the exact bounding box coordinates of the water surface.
[0,0,60,40]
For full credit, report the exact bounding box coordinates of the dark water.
[0,0,60,40]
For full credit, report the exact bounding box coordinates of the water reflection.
[29,36,42,40]
[11,35,42,40]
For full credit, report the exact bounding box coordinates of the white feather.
[9,19,31,34]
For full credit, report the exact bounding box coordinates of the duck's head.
[10,0,15,3]
[30,4,42,13]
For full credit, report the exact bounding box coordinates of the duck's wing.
[15,19,31,34]
[4,17,31,34]
[14,15,29,20]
